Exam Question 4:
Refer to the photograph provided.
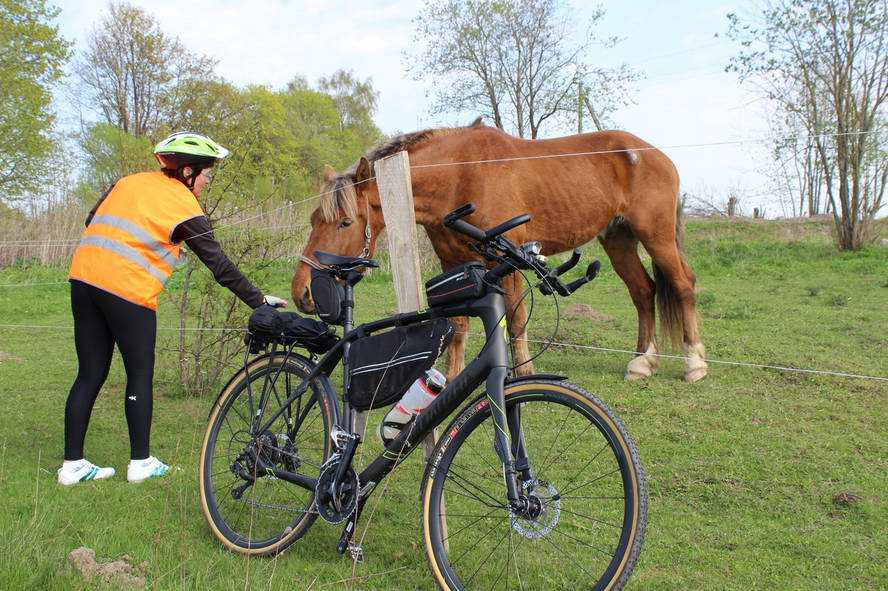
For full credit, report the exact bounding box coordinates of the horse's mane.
[319,117,484,222]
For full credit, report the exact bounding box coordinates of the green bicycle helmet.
[153,131,229,160]
[153,132,229,189]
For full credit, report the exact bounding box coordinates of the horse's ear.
[354,157,372,184]
[323,165,336,183]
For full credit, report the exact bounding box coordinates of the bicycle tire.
[198,353,337,556]
[421,379,648,590]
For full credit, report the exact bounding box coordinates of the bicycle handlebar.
[443,203,599,297]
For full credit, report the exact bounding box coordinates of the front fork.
[486,367,533,511]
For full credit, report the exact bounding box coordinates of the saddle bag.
[425,262,487,307]
[310,269,346,324]
[347,318,454,411]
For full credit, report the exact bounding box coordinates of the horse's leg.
[504,272,534,376]
[437,260,468,381]
[445,316,469,381]
[599,224,659,380]
[635,225,707,382]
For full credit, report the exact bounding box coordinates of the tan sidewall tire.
[198,354,334,556]
[421,380,647,591]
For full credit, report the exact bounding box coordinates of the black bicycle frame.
[255,289,522,486]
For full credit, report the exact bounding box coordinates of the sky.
[53,0,790,216]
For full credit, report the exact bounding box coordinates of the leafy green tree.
[73,123,155,203]
[0,0,70,201]
[728,0,888,249]
[73,1,215,138]
[408,0,637,138]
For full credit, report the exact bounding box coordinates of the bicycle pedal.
[348,542,364,563]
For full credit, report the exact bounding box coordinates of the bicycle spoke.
[556,442,613,495]
[546,520,614,557]
[559,466,622,498]
[535,523,603,581]
[448,515,506,569]
[532,404,572,478]
[462,433,501,477]
[442,506,501,543]
[555,505,622,530]
[462,522,509,588]
[446,468,507,508]
[449,458,503,487]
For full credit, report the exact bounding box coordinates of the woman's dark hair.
[159,154,218,189]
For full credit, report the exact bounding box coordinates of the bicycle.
[198,203,648,590]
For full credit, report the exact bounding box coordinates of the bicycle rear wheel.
[421,380,647,590]
[199,353,337,556]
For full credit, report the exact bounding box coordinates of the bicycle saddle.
[314,251,379,270]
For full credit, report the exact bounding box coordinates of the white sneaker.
[57,459,116,486]
[127,456,170,483]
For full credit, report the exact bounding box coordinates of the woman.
[58,132,287,485]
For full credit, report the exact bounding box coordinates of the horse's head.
[291,157,384,313]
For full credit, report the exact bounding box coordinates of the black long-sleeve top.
[171,216,265,309]
[86,183,264,309]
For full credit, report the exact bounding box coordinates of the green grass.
[0,217,886,589]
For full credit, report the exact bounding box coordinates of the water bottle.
[378,368,446,445]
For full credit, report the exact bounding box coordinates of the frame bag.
[347,318,454,411]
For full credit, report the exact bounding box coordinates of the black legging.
[64,280,156,461]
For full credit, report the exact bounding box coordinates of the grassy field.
[0,217,886,590]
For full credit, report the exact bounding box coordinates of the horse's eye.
[339,218,353,229]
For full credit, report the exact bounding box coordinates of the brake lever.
[563,260,601,295]
[554,249,581,276]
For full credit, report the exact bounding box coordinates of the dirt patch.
[0,351,23,363]
[832,492,862,508]
[564,304,615,323]
[68,547,148,588]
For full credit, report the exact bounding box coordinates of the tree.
[728,0,888,249]
[0,0,70,200]
[318,70,380,133]
[73,1,215,138]
[408,0,637,138]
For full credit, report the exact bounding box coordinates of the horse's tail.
[653,196,686,349]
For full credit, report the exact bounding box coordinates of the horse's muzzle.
[296,287,315,314]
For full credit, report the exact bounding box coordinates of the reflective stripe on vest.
[89,214,182,269]
[68,171,205,309]
[78,236,170,286]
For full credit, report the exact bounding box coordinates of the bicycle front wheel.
[421,380,647,590]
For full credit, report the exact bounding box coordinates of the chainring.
[315,459,359,525]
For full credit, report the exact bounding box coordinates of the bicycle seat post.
[341,271,359,435]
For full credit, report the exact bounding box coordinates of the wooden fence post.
[374,150,439,462]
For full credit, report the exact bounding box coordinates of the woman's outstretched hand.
[263,295,288,308]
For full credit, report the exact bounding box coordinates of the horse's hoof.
[625,370,651,381]
[625,352,656,381]
[684,367,708,383]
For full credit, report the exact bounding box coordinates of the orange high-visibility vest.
[69,171,205,309]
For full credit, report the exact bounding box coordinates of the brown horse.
[291,119,707,383]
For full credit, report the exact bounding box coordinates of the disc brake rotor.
[510,479,561,540]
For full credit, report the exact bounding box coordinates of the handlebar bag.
[425,262,487,308]
[347,318,454,411]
